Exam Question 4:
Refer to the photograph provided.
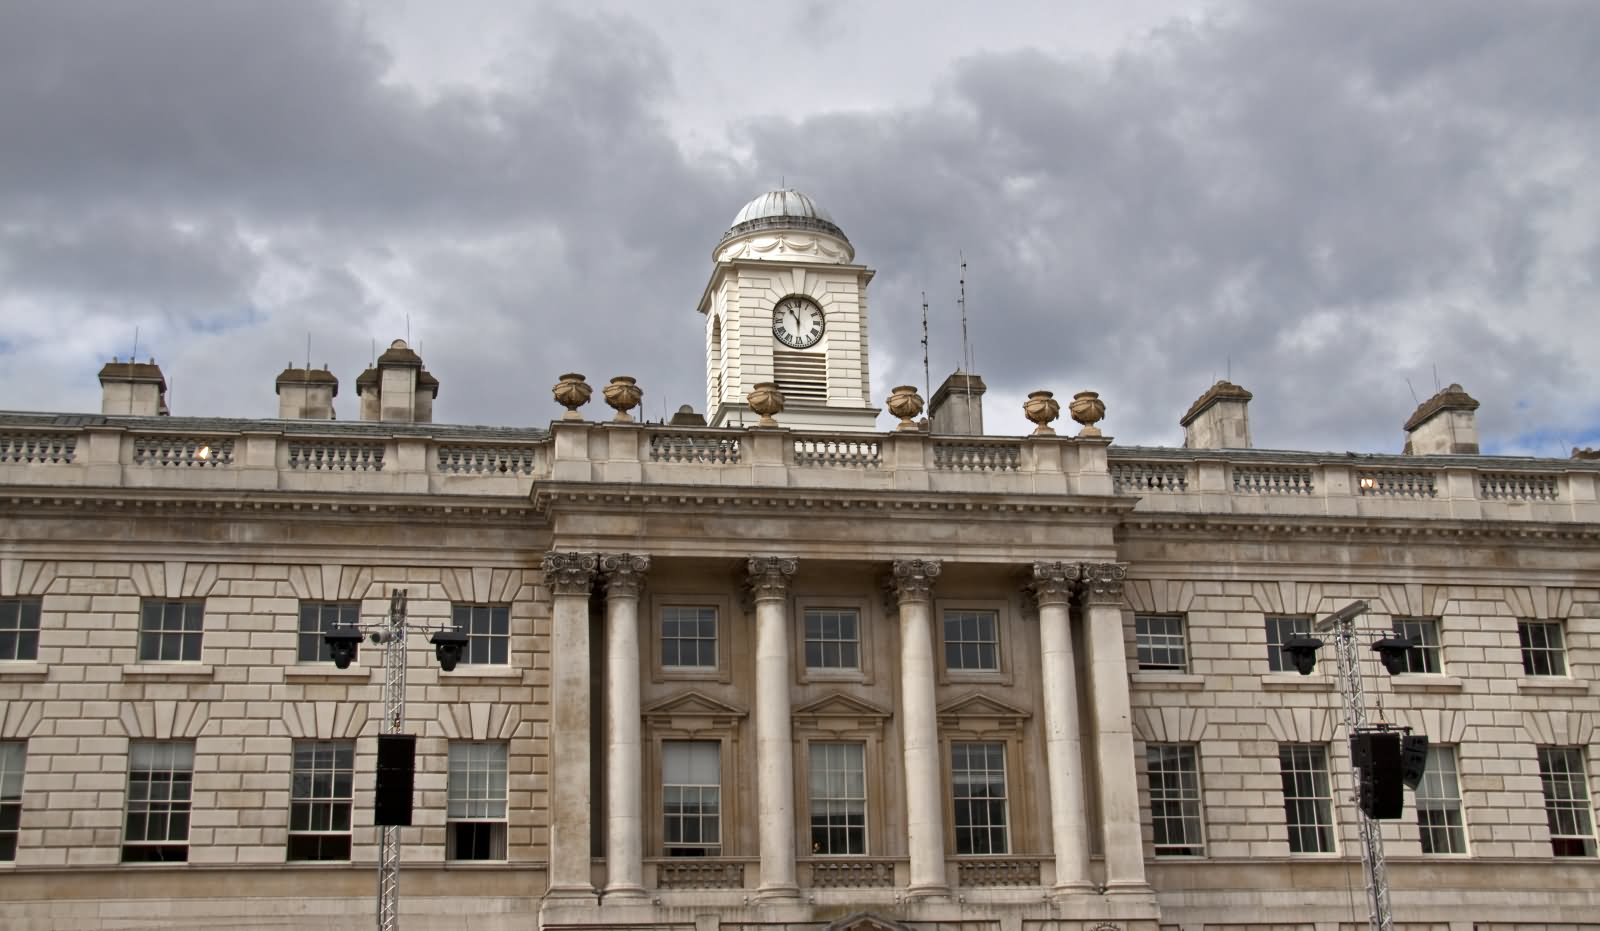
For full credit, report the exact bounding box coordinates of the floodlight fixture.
[430,629,469,672]
[323,625,364,669]
[1372,636,1414,676]
[1280,635,1325,676]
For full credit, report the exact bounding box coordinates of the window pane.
[1518,621,1568,677]
[809,742,866,855]
[944,610,1000,671]
[1265,616,1313,672]
[1278,744,1335,854]
[124,740,194,862]
[951,741,1008,855]
[1147,743,1204,856]
[1538,747,1598,857]
[803,609,861,671]
[662,607,718,669]
[1391,619,1442,675]
[663,741,721,855]
[0,599,42,662]
[1136,614,1188,671]
[287,739,355,861]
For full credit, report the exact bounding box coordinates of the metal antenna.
[1432,364,1440,393]
[920,291,931,403]
[1404,378,1420,407]
[131,326,140,363]
[958,254,971,375]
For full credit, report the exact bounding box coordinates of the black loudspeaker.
[1400,734,1430,790]
[1352,731,1405,820]
[374,734,417,827]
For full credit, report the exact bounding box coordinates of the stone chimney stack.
[356,339,439,423]
[275,365,339,420]
[1403,383,1479,455]
[1181,380,1252,449]
[927,372,986,436]
[98,358,169,417]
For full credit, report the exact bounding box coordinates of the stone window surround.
[648,593,735,684]
[792,594,875,685]
[446,740,509,862]
[1391,616,1445,676]
[803,740,867,856]
[935,598,1015,686]
[1146,742,1206,858]
[643,709,745,857]
[295,600,361,665]
[791,701,891,858]
[137,598,205,664]
[286,738,354,862]
[938,702,1034,855]
[1278,742,1337,856]
[450,602,511,666]
[0,597,41,663]
[1517,619,1569,677]
[1414,744,1468,856]
[122,739,195,864]
[1134,613,1189,673]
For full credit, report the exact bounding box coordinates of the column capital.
[1029,560,1080,607]
[542,551,599,596]
[888,558,942,606]
[746,556,798,602]
[1077,562,1127,605]
[600,553,650,598]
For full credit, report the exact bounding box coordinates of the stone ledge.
[1387,674,1464,693]
[1515,677,1590,695]
[283,665,371,681]
[1131,671,1205,690]
[1259,672,1334,690]
[440,665,523,681]
[0,662,48,681]
[121,663,215,681]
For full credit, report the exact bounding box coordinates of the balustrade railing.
[933,440,1021,472]
[655,860,745,889]
[132,436,234,467]
[651,432,742,464]
[808,858,896,888]
[1111,461,1188,493]
[1357,470,1438,497]
[1479,472,1558,500]
[436,444,538,475]
[1233,465,1313,494]
[288,441,385,472]
[956,857,1041,887]
[794,437,881,468]
[0,432,77,464]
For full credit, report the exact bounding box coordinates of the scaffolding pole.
[378,589,408,931]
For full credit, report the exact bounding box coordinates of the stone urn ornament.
[552,373,592,420]
[1070,390,1106,436]
[746,382,785,427]
[886,385,925,431]
[1022,390,1060,436]
[602,375,643,422]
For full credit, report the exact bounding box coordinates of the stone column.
[600,553,650,900]
[1031,561,1092,894]
[543,551,599,900]
[1079,562,1149,893]
[748,556,799,899]
[890,558,948,896]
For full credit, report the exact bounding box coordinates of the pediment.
[793,691,892,720]
[824,914,915,931]
[937,692,1031,724]
[642,690,747,722]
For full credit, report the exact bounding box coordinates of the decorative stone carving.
[888,558,942,605]
[551,373,592,420]
[541,551,599,595]
[1077,562,1126,603]
[717,233,853,264]
[747,382,785,427]
[747,556,798,601]
[600,552,650,597]
[1023,390,1060,436]
[1069,390,1106,437]
[602,376,643,423]
[886,385,925,431]
[1030,560,1079,606]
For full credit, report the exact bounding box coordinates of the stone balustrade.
[2,416,1597,520]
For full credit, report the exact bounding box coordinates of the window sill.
[284,665,371,680]
[440,665,522,680]
[1131,671,1205,690]
[122,663,214,681]
[1516,677,1590,695]
[1260,672,1333,690]
[1387,675,1463,692]
[0,662,47,681]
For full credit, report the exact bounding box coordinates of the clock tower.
[698,189,880,432]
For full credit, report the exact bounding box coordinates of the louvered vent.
[773,350,827,403]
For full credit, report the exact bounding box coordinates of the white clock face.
[772,296,825,349]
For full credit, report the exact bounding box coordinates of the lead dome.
[719,188,850,245]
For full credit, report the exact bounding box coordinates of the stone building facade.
[0,191,1597,931]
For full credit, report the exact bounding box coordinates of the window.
[137,600,203,663]
[804,608,860,671]
[1414,745,1466,854]
[1391,618,1441,674]
[1147,743,1204,856]
[288,740,353,861]
[123,740,194,862]
[944,610,999,671]
[450,604,509,665]
[447,742,508,860]
[1265,615,1313,672]
[661,606,717,669]
[0,741,24,861]
[951,741,1009,854]
[298,601,361,663]
[1279,743,1335,853]
[809,742,866,855]
[0,598,41,662]
[1538,747,1597,857]
[1519,621,1568,677]
[663,741,720,856]
[1135,614,1188,672]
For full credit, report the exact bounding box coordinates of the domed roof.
[720,188,849,245]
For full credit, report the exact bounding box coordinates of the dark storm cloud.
[0,0,1594,456]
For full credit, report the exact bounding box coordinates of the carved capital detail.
[1029,560,1080,607]
[1077,562,1127,604]
[746,556,798,602]
[542,551,599,596]
[600,553,651,599]
[888,558,942,606]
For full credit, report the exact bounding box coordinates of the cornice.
[529,483,1135,521]
[1118,512,1600,545]
[0,488,539,525]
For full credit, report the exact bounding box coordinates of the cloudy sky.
[1,0,1596,456]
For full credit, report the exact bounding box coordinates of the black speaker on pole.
[374,734,417,827]
[1400,734,1430,789]
[1352,730,1405,820]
